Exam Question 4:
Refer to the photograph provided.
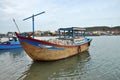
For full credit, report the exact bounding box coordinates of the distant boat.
[0,33,21,50]
[15,27,92,61]
[0,41,21,50]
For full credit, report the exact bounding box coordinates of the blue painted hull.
[0,41,22,50]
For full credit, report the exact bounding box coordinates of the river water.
[0,36,120,80]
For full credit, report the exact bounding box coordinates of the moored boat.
[15,27,92,61]
[0,41,21,49]
[0,33,21,50]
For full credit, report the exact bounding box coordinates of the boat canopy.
[58,27,86,31]
[58,27,86,43]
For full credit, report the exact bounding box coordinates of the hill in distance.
[85,26,120,32]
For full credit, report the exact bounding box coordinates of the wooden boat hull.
[15,32,92,61]
[15,34,91,61]
[21,41,90,61]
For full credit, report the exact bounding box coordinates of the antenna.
[23,11,45,38]
[13,18,21,33]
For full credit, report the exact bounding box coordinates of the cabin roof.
[58,27,86,31]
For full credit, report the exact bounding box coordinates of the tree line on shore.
[0,26,120,38]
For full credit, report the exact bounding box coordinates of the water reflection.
[0,49,28,62]
[0,48,23,60]
[0,48,32,80]
[23,51,90,80]
[0,48,23,55]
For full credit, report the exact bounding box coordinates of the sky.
[0,0,120,33]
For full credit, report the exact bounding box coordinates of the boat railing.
[46,37,87,46]
[74,37,85,43]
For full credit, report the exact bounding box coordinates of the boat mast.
[23,11,45,38]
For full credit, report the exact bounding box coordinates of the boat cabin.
[58,27,86,44]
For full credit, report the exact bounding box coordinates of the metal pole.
[72,30,74,43]
[59,30,61,38]
[32,15,34,38]
[13,18,21,33]
[23,11,45,38]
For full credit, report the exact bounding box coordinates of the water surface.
[0,36,120,80]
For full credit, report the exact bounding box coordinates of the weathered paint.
[15,32,92,61]
[20,40,91,61]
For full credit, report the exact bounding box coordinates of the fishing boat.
[0,33,21,50]
[0,38,21,50]
[15,27,92,61]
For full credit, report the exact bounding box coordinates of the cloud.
[0,0,120,33]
